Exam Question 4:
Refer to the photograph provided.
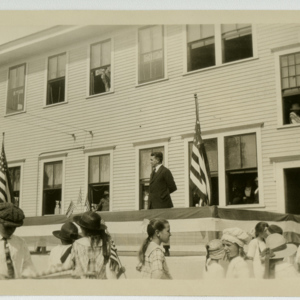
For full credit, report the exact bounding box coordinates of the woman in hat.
[290,103,300,124]
[264,233,298,278]
[137,218,172,279]
[247,221,269,278]
[221,227,251,279]
[71,211,117,279]
[48,222,80,269]
[203,239,225,279]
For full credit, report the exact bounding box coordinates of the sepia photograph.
[0,7,300,297]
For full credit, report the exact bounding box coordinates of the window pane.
[289,66,296,77]
[152,26,163,51]
[139,27,151,54]
[9,68,17,89]
[187,25,201,43]
[296,53,300,64]
[48,56,58,80]
[281,66,288,78]
[281,55,288,67]
[89,156,100,183]
[282,78,289,89]
[99,154,110,182]
[91,43,101,69]
[44,164,53,188]
[241,134,257,168]
[16,65,25,88]
[57,54,66,78]
[288,54,295,66]
[289,76,296,88]
[205,138,218,172]
[140,147,164,179]
[101,41,111,66]
[225,136,241,170]
[53,163,62,187]
[296,65,300,75]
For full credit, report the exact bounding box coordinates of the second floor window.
[6,64,26,114]
[90,40,111,95]
[138,26,164,84]
[47,53,66,105]
[8,166,21,207]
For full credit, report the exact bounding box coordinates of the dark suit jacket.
[149,165,177,209]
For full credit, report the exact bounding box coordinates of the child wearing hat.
[221,227,251,279]
[203,239,225,279]
[0,202,36,279]
[48,222,80,270]
[263,233,298,279]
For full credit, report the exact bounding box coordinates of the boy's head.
[0,203,25,238]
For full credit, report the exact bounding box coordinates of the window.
[225,133,258,205]
[187,25,215,71]
[139,146,164,210]
[42,161,62,215]
[138,26,164,84]
[47,53,66,105]
[90,40,111,95]
[188,138,218,206]
[279,52,300,125]
[186,24,253,72]
[6,64,26,114]
[221,24,253,63]
[8,166,21,207]
[88,154,110,211]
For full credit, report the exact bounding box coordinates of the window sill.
[86,91,114,100]
[183,57,259,76]
[43,101,68,109]
[277,123,300,130]
[135,77,169,88]
[220,204,265,209]
[4,110,26,117]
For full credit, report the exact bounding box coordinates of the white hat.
[266,233,297,259]
[221,227,251,248]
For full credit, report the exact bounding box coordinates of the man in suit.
[148,152,177,209]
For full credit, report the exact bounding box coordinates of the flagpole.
[194,94,200,123]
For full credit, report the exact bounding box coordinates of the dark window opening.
[285,167,300,214]
[139,146,164,210]
[47,78,65,105]
[8,166,21,207]
[6,64,26,114]
[90,66,111,95]
[222,24,253,64]
[188,138,219,206]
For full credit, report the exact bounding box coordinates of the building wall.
[1,24,300,216]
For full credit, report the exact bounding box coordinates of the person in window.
[243,179,256,204]
[231,180,244,205]
[96,191,109,212]
[254,177,259,203]
[289,103,300,124]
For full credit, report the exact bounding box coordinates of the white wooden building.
[1,24,300,218]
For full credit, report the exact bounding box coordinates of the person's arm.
[21,240,36,278]
[165,169,177,194]
[246,239,256,260]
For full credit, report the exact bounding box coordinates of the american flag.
[66,200,76,218]
[190,118,212,206]
[84,193,91,211]
[0,140,14,203]
[109,240,126,279]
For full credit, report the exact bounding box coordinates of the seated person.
[243,179,256,204]
[290,103,300,124]
[96,191,109,211]
[231,180,244,205]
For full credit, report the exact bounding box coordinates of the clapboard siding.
[1,24,300,216]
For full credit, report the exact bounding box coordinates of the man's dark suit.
[148,165,177,209]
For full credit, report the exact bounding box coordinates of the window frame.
[184,124,264,208]
[38,155,66,216]
[44,52,68,108]
[87,38,114,99]
[274,46,300,128]
[135,140,169,210]
[183,24,258,75]
[5,63,27,116]
[85,148,113,212]
[136,25,168,86]
[7,160,24,208]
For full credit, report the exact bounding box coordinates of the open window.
[139,146,164,210]
[8,166,21,207]
[187,25,215,71]
[6,64,26,114]
[221,24,253,64]
[90,40,111,95]
[188,138,219,206]
[225,133,258,205]
[88,154,110,211]
[42,161,63,215]
[138,26,164,84]
[47,53,66,105]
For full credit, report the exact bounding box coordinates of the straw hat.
[0,202,25,227]
[221,227,251,248]
[52,222,80,242]
[266,233,297,259]
[73,211,107,231]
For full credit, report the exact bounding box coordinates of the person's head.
[254,177,258,187]
[266,224,283,236]
[103,191,109,199]
[205,239,225,267]
[150,152,163,168]
[0,203,25,238]
[221,227,250,260]
[254,222,269,239]
[52,222,80,245]
[290,103,300,113]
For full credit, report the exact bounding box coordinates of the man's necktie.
[3,238,15,279]
[150,168,156,180]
